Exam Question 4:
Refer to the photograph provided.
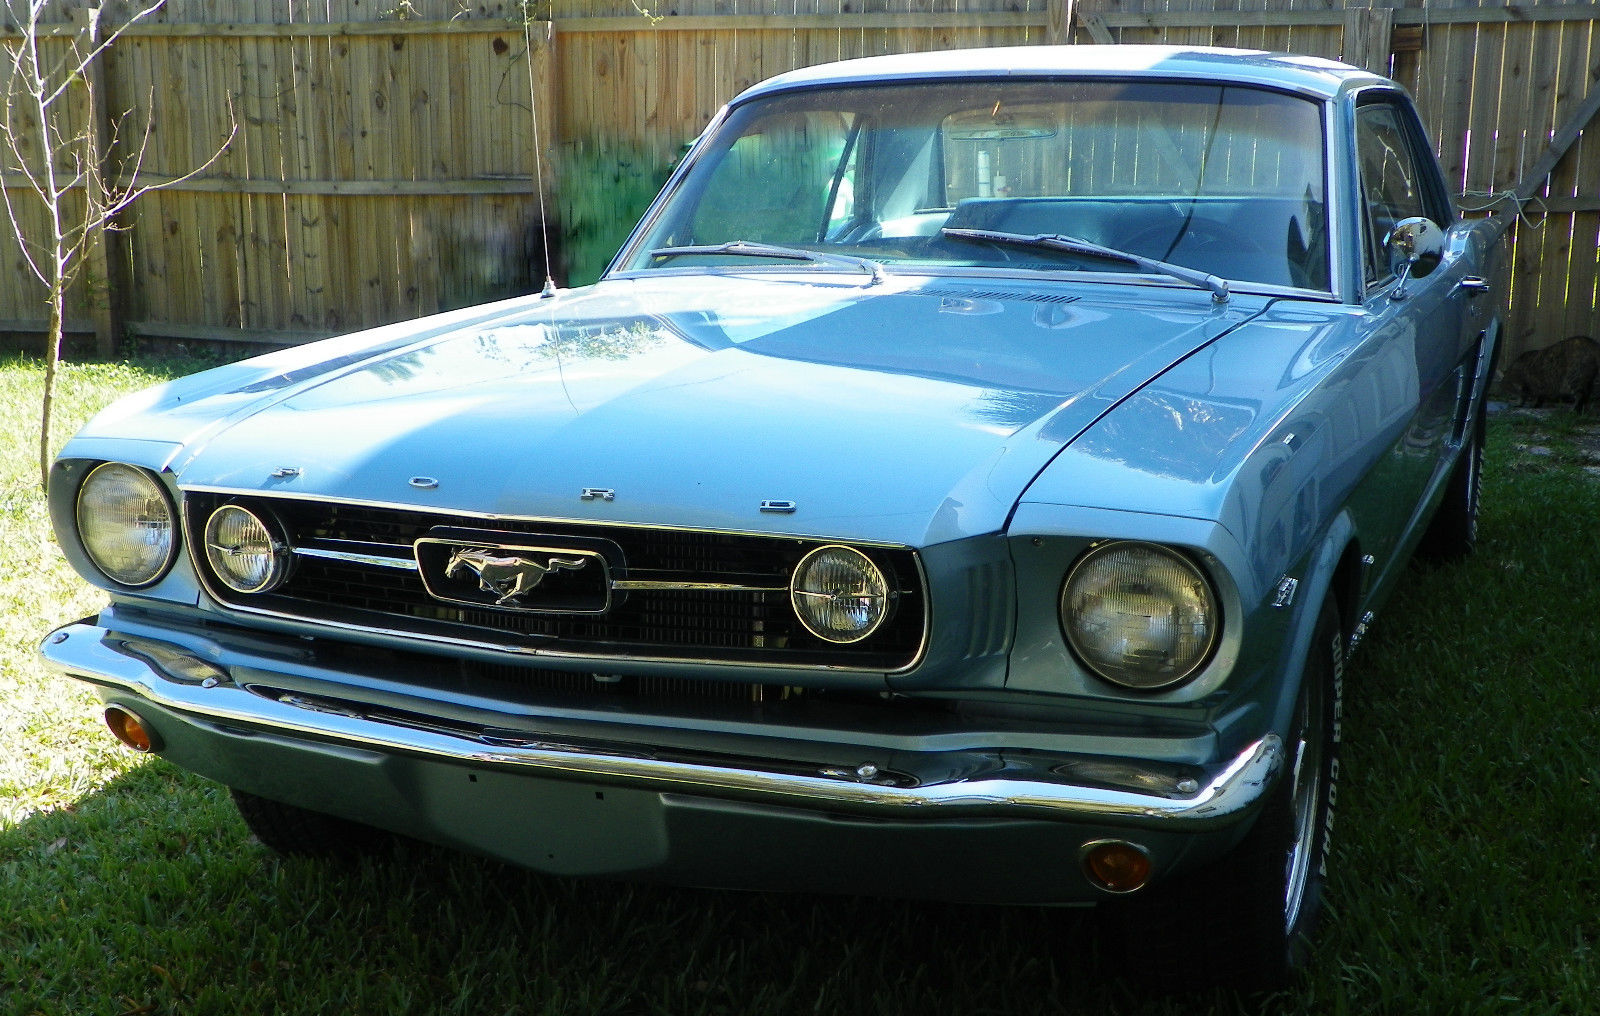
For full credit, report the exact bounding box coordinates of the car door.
[1348,91,1479,565]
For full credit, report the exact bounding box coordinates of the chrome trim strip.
[295,546,419,570]
[610,580,787,592]
[42,622,1280,829]
[296,553,785,592]
[163,594,915,673]
[609,264,1337,302]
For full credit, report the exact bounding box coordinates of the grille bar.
[296,544,417,570]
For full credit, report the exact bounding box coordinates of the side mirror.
[1384,216,1445,300]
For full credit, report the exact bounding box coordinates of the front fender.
[1264,510,1358,740]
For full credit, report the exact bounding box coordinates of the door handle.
[1456,276,1491,296]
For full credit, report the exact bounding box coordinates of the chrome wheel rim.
[1284,674,1325,930]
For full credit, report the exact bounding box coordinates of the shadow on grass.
[1,760,1257,1016]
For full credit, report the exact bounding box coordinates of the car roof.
[735,45,1387,104]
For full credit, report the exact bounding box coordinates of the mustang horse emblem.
[444,548,588,605]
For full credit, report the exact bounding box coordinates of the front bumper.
[42,617,1280,903]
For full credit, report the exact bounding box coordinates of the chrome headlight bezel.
[203,503,293,595]
[790,544,893,644]
[74,462,180,589]
[1059,540,1221,691]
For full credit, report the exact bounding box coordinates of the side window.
[1355,102,1436,285]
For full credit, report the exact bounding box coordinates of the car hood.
[96,275,1269,546]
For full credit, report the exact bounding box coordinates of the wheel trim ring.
[1466,434,1482,543]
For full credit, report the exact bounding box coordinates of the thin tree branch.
[40,3,164,110]
[103,100,238,224]
[0,184,49,287]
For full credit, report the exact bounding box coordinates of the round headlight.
[1061,541,1219,690]
[791,545,891,644]
[75,462,178,588]
[204,504,290,594]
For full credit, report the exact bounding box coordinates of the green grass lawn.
[3,355,1597,1014]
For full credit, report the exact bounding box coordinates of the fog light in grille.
[105,706,159,753]
[204,504,291,594]
[790,545,890,643]
[1081,839,1152,894]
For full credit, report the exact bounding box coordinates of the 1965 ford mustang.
[42,46,1502,988]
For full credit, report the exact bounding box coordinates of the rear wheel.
[1103,600,1342,992]
[231,789,391,858]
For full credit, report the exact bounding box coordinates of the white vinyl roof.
[737,45,1385,104]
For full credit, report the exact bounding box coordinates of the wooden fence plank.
[73,7,121,357]
[204,27,241,330]
[1507,6,1564,347]
[240,31,274,331]
[1510,10,1595,348]
[1565,215,1600,339]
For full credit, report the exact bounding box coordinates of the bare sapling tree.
[2,1,233,488]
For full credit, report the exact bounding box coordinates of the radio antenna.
[521,3,558,297]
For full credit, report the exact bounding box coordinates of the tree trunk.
[39,288,63,491]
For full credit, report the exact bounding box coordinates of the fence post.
[1342,7,1396,75]
[71,6,124,360]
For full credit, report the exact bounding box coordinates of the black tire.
[230,788,391,858]
[1103,599,1342,993]
[1417,406,1486,561]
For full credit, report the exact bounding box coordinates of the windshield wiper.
[649,241,885,286]
[941,227,1229,303]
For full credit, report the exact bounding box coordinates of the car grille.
[182,492,926,671]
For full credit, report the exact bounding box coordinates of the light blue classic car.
[43,46,1501,989]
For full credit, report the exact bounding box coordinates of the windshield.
[619,79,1329,292]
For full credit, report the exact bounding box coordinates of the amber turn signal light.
[104,706,159,753]
[1081,839,1152,894]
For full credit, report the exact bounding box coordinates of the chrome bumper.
[41,621,1280,830]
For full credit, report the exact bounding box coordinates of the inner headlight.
[75,462,178,588]
[1060,541,1219,690]
[790,545,891,643]
[204,504,291,594]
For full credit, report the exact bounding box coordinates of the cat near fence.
[1499,334,1600,415]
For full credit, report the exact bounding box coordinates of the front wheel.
[1103,599,1342,992]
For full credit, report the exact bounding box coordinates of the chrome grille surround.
[181,490,928,672]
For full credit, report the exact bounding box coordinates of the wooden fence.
[1,0,1596,362]
[2,1,555,352]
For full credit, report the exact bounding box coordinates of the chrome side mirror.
[1384,216,1445,300]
